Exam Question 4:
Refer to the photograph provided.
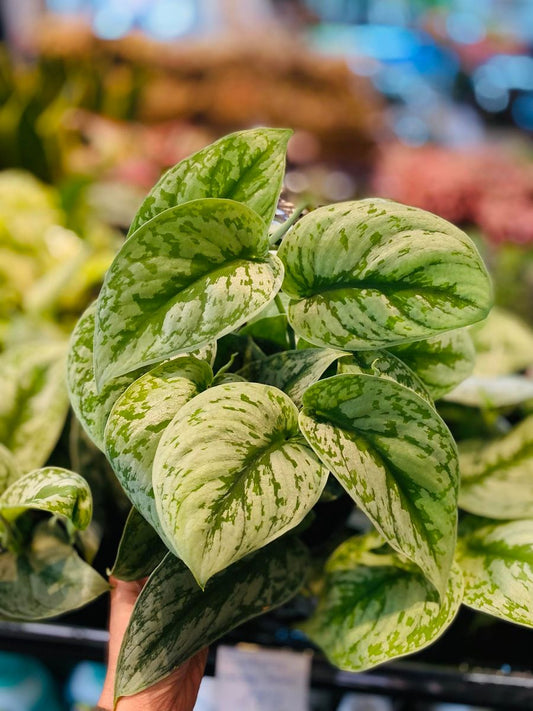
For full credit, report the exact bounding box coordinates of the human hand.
[97,577,207,711]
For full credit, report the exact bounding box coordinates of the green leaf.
[388,330,476,400]
[300,534,463,671]
[338,350,432,404]
[95,198,283,389]
[0,466,92,529]
[299,374,459,596]
[127,127,291,236]
[0,520,107,621]
[104,357,212,536]
[0,341,69,472]
[278,199,492,350]
[111,508,168,582]
[152,382,328,586]
[457,516,533,627]
[445,375,533,409]
[471,307,533,377]
[237,348,346,408]
[115,537,308,699]
[459,416,533,519]
[0,444,20,495]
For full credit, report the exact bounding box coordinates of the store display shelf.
[2,620,533,709]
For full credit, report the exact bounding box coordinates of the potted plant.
[2,127,532,706]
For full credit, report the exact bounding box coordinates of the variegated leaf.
[111,508,168,582]
[115,537,308,699]
[237,348,346,408]
[104,357,212,535]
[388,330,475,399]
[0,444,20,495]
[299,374,459,595]
[0,341,69,472]
[0,467,92,530]
[0,521,107,621]
[459,416,533,519]
[446,375,533,408]
[471,307,533,377]
[338,351,432,404]
[278,199,492,350]
[153,382,328,586]
[300,534,463,671]
[128,127,291,236]
[95,199,283,389]
[457,516,533,627]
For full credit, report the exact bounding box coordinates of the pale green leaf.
[0,341,69,472]
[459,416,533,519]
[153,382,328,586]
[457,516,533,627]
[338,351,432,404]
[300,534,463,671]
[95,199,283,389]
[0,466,92,529]
[446,375,533,408]
[111,507,168,582]
[0,444,20,495]
[278,199,492,350]
[0,521,107,621]
[115,537,308,699]
[471,307,533,377]
[299,374,459,595]
[128,127,291,236]
[388,329,476,399]
[104,357,212,536]
[237,348,346,408]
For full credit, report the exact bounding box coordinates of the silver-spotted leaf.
[388,329,475,399]
[0,341,69,472]
[238,348,346,408]
[300,534,463,671]
[0,467,92,530]
[446,375,533,409]
[278,199,492,350]
[0,521,107,621]
[95,199,283,388]
[153,382,328,586]
[104,357,212,535]
[115,537,308,699]
[0,444,20,495]
[471,307,533,377]
[299,374,459,595]
[111,508,168,582]
[128,127,291,236]
[338,351,432,404]
[459,416,533,519]
[457,516,533,627]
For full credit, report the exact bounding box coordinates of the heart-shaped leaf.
[388,330,475,399]
[0,466,92,530]
[115,537,308,700]
[299,374,459,596]
[128,127,291,236]
[153,382,328,586]
[338,350,432,404]
[457,516,533,627]
[459,417,533,519]
[95,199,283,389]
[0,341,69,472]
[0,521,107,621]
[111,507,168,583]
[0,444,20,495]
[105,357,212,535]
[300,534,463,671]
[238,348,346,408]
[278,199,492,350]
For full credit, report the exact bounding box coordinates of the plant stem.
[269,200,310,247]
